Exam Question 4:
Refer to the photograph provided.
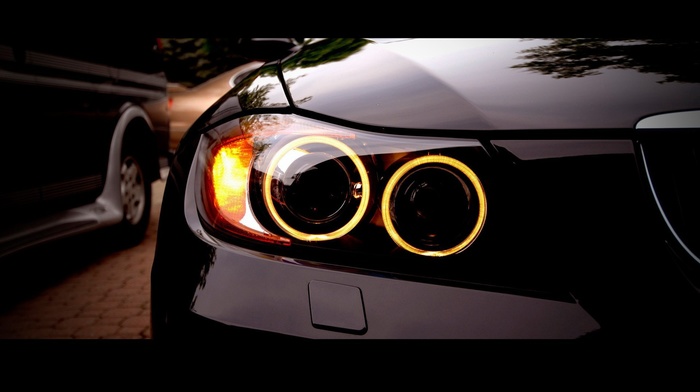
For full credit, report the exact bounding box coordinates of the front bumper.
[185,241,600,339]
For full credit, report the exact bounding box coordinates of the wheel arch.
[96,103,160,219]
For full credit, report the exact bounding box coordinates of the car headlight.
[194,114,488,258]
[382,155,486,257]
[262,134,371,241]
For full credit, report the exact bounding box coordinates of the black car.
[0,37,170,258]
[151,38,700,340]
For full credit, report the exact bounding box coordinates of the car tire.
[116,145,152,247]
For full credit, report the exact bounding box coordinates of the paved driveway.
[0,178,165,339]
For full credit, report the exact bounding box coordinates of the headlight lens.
[382,155,486,257]
[262,135,371,241]
[196,114,488,257]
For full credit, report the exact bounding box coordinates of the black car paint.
[208,38,700,132]
[152,38,700,340]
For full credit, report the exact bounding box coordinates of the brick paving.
[0,178,165,340]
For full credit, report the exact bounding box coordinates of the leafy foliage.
[159,38,253,88]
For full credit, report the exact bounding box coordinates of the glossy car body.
[151,38,700,340]
[0,38,170,258]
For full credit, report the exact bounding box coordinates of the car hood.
[279,38,700,131]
